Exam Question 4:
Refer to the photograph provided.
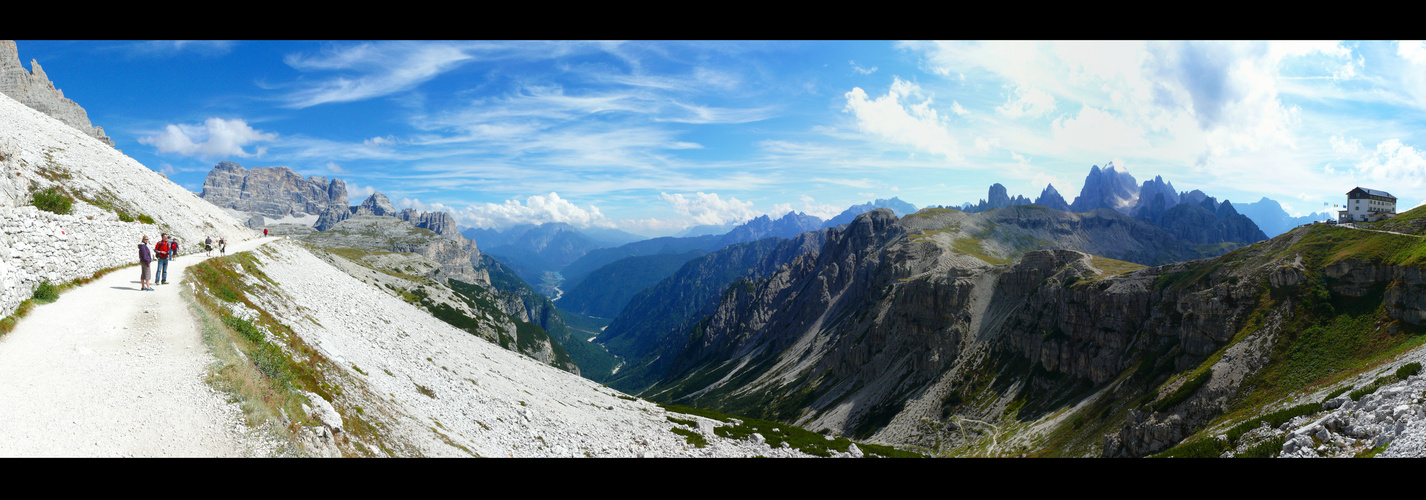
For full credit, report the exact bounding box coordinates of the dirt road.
[0,237,276,457]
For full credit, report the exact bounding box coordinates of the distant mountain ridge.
[958,162,1268,248]
[822,197,918,228]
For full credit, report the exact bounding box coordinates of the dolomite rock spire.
[0,40,115,148]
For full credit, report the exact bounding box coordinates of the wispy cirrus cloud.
[124,40,235,58]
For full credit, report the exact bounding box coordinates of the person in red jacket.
[155,233,172,285]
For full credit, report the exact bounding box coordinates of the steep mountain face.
[556,249,707,319]
[633,204,1426,456]
[627,206,1265,441]
[353,192,398,217]
[1034,184,1071,212]
[1132,175,1180,217]
[1070,163,1139,213]
[560,234,722,290]
[1151,203,1268,246]
[717,212,824,248]
[301,215,488,286]
[0,41,113,147]
[823,198,919,228]
[201,161,349,219]
[599,231,829,392]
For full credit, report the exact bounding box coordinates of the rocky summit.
[201,161,348,219]
[0,41,113,147]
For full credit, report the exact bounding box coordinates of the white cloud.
[347,183,377,200]
[453,192,612,230]
[843,77,960,160]
[1398,41,1426,65]
[850,60,878,75]
[659,192,760,225]
[139,118,277,158]
[1353,139,1426,188]
[1330,135,1362,156]
[997,85,1057,118]
[1052,105,1149,152]
[281,41,526,108]
[951,101,969,116]
[364,135,397,146]
[126,40,235,57]
[326,161,344,173]
[795,194,842,220]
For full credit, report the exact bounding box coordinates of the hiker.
[154,233,171,285]
[219,238,226,256]
[139,236,153,291]
[171,238,179,260]
[205,236,213,257]
[264,228,269,237]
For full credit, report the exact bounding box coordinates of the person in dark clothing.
[139,236,153,291]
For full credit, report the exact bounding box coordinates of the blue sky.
[14,40,1426,236]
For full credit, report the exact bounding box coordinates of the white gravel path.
[0,237,280,457]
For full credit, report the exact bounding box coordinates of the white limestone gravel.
[215,239,833,457]
[0,237,282,456]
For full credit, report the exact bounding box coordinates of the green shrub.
[1236,435,1287,458]
[1152,369,1213,413]
[32,187,72,215]
[1350,376,1394,401]
[1225,402,1322,444]
[32,280,59,303]
[137,213,155,224]
[117,211,134,222]
[1151,437,1229,458]
[1397,362,1422,380]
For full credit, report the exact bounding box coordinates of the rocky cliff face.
[1070,163,1139,213]
[0,41,114,148]
[629,203,1426,453]
[301,215,489,287]
[200,161,348,219]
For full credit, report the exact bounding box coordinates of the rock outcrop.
[200,161,348,219]
[0,41,114,148]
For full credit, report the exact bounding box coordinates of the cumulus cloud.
[659,192,760,226]
[452,192,612,230]
[1398,41,1426,65]
[326,161,344,173]
[951,101,969,116]
[850,60,878,75]
[139,118,277,158]
[843,77,960,160]
[1352,139,1426,188]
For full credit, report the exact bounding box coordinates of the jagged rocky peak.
[1071,162,1140,214]
[1034,184,1071,211]
[0,40,114,147]
[200,161,349,219]
[353,192,399,217]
